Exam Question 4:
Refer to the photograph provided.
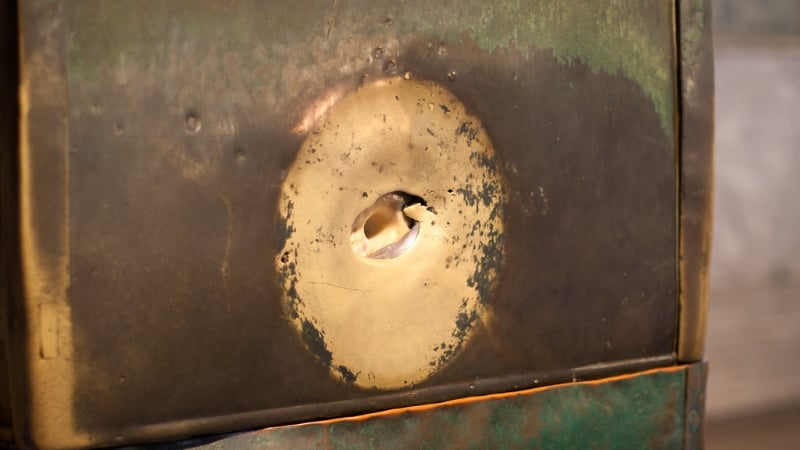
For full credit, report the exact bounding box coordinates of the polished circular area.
[276,77,505,389]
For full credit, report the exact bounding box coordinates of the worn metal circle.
[350,191,423,260]
[276,78,505,389]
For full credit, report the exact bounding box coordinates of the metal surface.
[14,1,75,447]
[677,0,715,362]
[200,365,695,449]
[5,0,713,447]
[684,362,709,449]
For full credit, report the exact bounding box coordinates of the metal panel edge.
[17,1,84,448]
[683,361,708,449]
[677,0,715,362]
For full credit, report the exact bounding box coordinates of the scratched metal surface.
[16,0,682,446]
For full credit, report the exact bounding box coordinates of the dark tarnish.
[478,183,497,207]
[456,121,479,146]
[440,129,506,333]
[277,200,302,319]
[301,319,333,368]
[275,200,296,254]
[283,261,301,320]
[460,149,506,310]
[337,365,358,384]
[467,219,504,308]
[455,186,479,209]
[438,300,480,366]
[470,151,498,175]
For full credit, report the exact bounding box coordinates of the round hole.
[351,191,425,259]
[185,112,202,133]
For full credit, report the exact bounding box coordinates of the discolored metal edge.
[15,1,84,448]
[676,0,715,362]
[198,365,696,449]
[683,361,708,449]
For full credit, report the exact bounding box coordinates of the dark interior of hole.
[389,191,426,208]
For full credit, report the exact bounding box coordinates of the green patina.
[203,367,688,449]
[390,0,676,136]
[534,373,685,448]
[471,0,675,138]
[67,0,676,136]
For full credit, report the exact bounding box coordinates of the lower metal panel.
[200,364,707,449]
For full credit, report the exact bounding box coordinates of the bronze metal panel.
[10,1,693,447]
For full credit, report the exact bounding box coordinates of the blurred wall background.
[713,0,800,35]
[705,0,800,448]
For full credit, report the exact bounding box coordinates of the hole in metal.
[351,191,426,259]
